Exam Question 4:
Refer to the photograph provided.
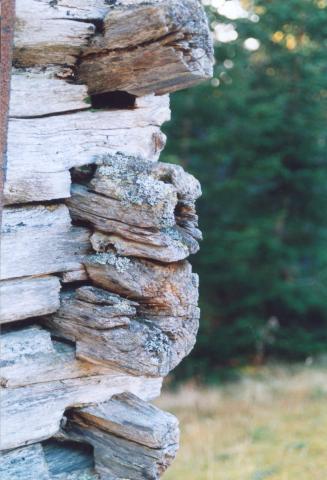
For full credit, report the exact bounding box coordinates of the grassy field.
[156,365,327,480]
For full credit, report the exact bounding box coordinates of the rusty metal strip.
[0,0,15,219]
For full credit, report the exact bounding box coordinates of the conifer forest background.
[162,0,327,381]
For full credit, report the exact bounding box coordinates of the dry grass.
[156,365,327,480]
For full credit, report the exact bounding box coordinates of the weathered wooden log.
[14,0,100,67]
[1,325,106,388]
[47,258,199,375]
[2,374,161,451]
[0,204,90,280]
[57,286,137,329]
[83,252,201,371]
[0,325,162,450]
[64,393,179,480]
[1,440,99,480]
[10,67,89,117]
[2,0,213,476]
[5,95,169,204]
[0,444,51,480]
[78,0,214,96]
[2,397,178,480]
[84,252,199,318]
[48,318,172,377]
[14,0,213,95]
[61,267,89,284]
[67,154,201,262]
[90,227,200,264]
[0,276,61,324]
[46,286,171,376]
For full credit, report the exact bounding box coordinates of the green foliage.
[162,0,327,379]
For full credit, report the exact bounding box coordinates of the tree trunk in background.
[0,1,213,477]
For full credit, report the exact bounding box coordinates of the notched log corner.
[5,94,169,205]
[4,94,170,205]
[2,0,214,477]
[14,0,213,95]
[47,269,199,377]
[68,153,202,263]
[1,394,179,480]
[63,392,179,480]
[0,324,162,450]
[79,0,214,96]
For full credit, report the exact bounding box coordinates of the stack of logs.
[0,1,213,478]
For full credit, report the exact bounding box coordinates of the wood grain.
[1,325,162,450]
[5,95,168,204]
[0,204,90,280]
[79,0,213,96]
[1,0,214,476]
[0,276,61,324]
[65,393,179,480]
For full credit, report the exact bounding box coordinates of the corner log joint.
[1,0,213,477]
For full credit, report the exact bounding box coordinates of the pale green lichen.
[88,252,131,273]
[96,154,175,209]
[144,329,170,356]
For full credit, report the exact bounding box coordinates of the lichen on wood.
[1,0,213,477]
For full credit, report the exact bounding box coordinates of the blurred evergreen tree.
[162,0,327,379]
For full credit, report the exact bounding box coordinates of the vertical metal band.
[0,0,15,217]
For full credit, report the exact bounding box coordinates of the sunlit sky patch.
[214,23,238,42]
[202,0,248,20]
[244,37,260,51]
[202,0,260,43]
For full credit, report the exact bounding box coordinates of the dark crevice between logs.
[5,197,74,210]
[60,280,93,293]
[9,106,90,119]
[70,164,97,184]
[61,16,105,35]
[90,90,136,110]
[0,317,42,335]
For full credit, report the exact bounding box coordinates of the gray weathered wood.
[79,0,213,96]
[46,287,171,376]
[70,392,179,449]
[67,154,201,262]
[84,252,199,318]
[14,0,101,66]
[0,325,162,450]
[2,1,214,476]
[1,440,99,480]
[5,95,169,204]
[14,0,212,97]
[0,276,61,324]
[1,325,110,388]
[0,204,90,280]
[64,393,179,480]
[1,374,161,451]
[84,253,200,371]
[61,267,88,284]
[48,312,172,377]
[90,227,200,264]
[0,444,50,480]
[10,67,89,117]
[53,287,137,330]
[47,258,199,375]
